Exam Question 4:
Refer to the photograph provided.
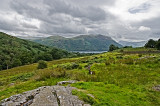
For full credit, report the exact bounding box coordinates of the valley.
[0,47,160,105]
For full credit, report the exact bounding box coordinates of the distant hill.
[119,41,147,47]
[0,32,70,70]
[33,34,122,51]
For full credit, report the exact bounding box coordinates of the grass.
[72,89,96,105]
[0,48,160,105]
[116,47,157,52]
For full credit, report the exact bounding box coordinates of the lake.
[72,51,108,54]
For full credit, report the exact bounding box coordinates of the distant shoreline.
[71,51,108,54]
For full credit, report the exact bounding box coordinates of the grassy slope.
[0,48,160,105]
[0,32,72,70]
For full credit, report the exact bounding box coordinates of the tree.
[20,53,33,65]
[37,60,47,69]
[156,39,160,50]
[43,53,53,61]
[12,59,22,67]
[109,44,119,51]
[50,49,63,59]
[145,39,157,48]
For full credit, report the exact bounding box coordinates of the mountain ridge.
[33,34,122,51]
[119,40,147,47]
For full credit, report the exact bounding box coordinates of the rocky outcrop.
[0,85,91,106]
[153,85,160,91]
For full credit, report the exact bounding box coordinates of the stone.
[0,85,91,106]
[153,85,160,91]
[57,80,77,85]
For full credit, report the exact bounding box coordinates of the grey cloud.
[9,0,108,35]
[45,0,107,21]
[69,0,116,6]
[131,16,160,39]
[38,18,87,35]
[0,0,159,41]
[10,0,43,17]
[0,19,19,31]
[21,23,38,29]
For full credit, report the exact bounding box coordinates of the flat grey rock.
[57,80,77,85]
[0,86,91,106]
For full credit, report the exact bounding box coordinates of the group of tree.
[109,44,119,51]
[0,32,72,71]
[145,39,160,50]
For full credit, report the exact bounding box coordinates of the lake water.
[72,51,108,54]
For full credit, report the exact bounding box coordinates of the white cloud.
[105,0,160,22]
[138,26,151,31]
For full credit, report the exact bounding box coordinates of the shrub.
[105,61,110,66]
[118,58,134,65]
[35,68,66,81]
[116,56,123,59]
[94,57,98,59]
[124,58,134,65]
[138,54,142,57]
[120,49,124,52]
[63,63,80,70]
[71,63,79,69]
[78,65,82,69]
[37,60,47,69]
[108,58,115,64]
[11,73,34,82]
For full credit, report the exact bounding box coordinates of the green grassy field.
[0,48,160,105]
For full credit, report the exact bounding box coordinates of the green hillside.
[33,34,122,51]
[0,32,71,70]
[0,48,160,105]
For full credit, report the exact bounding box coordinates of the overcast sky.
[0,0,160,41]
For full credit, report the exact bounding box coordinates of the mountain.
[17,36,45,40]
[0,32,70,70]
[33,34,122,51]
[119,41,147,47]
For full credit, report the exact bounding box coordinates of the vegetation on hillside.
[0,47,160,105]
[37,60,47,69]
[33,34,122,51]
[145,39,160,50]
[0,32,72,70]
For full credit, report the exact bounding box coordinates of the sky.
[0,0,160,41]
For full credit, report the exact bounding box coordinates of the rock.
[8,83,15,87]
[0,85,91,106]
[84,104,91,106]
[87,94,95,98]
[57,80,77,85]
[53,86,85,106]
[153,85,160,91]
